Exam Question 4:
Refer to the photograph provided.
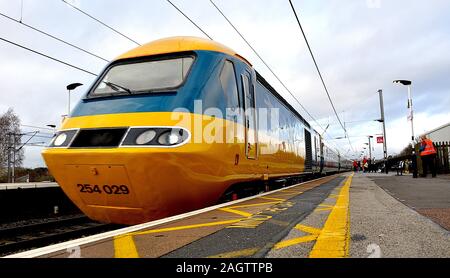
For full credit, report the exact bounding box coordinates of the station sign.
[377,136,384,144]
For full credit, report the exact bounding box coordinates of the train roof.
[116,36,251,65]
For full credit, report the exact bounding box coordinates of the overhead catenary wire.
[22,134,54,139]
[164,0,349,156]
[288,0,355,154]
[165,0,213,40]
[2,1,352,157]
[209,0,326,135]
[208,1,351,156]
[0,36,98,77]
[20,125,56,131]
[0,12,110,62]
[61,0,141,46]
[288,0,346,134]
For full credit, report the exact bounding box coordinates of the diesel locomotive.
[43,37,350,225]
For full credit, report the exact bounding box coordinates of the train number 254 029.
[77,184,130,195]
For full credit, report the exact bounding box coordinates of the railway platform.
[0,182,58,190]
[6,172,450,258]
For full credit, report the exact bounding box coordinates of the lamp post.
[393,80,414,143]
[377,89,388,174]
[393,79,417,178]
[66,83,83,116]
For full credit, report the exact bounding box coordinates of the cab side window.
[220,60,240,115]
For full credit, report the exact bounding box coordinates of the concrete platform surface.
[6,172,450,258]
[350,173,450,258]
[0,182,58,190]
[369,173,450,230]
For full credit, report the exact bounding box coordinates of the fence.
[434,141,450,174]
[414,141,450,175]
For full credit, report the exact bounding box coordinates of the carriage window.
[220,60,240,110]
[91,56,194,96]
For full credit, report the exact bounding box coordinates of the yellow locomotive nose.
[43,112,245,225]
[43,148,223,225]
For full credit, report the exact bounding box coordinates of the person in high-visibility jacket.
[419,135,437,177]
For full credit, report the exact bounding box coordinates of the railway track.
[0,215,121,256]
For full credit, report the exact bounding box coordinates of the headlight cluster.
[122,127,189,147]
[48,130,78,148]
[47,127,189,148]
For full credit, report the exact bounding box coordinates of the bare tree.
[0,109,24,173]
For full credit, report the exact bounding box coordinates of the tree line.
[0,108,25,181]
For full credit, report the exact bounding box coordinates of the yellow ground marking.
[112,177,337,258]
[132,219,245,236]
[296,224,322,235]
[227,214,272,229]
[309,174,353,258]
[113,219,245,257]
[218,201,280,218]
[274,235,318,249]
[208,248,259,258]
[227,201,280,209]
[329,194,343,199]
[274,224,321,250]
[258,196,286,201]
[282,190,304,193]
[114,235,139,258]
[314,204,334,212]
[219,208,252,218]
[270,192,298,197]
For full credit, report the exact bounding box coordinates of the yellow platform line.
[282,190,304,193]
[227,201,280,209]
[314,204,334,212]
[258,196,286,201]
[274,224,321,250]
[114,219,246,257]
[208,248,259,258]
[114,219,245,257]
[218,201,281,218]
[274,235,318,249]
[309,174,353,258]
[114,235,139,258]
[271,192,298,197]
[219,208,252,218]
[296,224,322,235]
[329,194,343,199]
[133,218,244,236]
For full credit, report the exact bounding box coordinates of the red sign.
[377,136,384,144]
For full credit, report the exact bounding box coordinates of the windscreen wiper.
[103,81,133,94]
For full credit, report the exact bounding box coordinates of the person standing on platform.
[362,157,368,173]
[419,135,437,178]
[397,160,405,176]
[353,160,358,172]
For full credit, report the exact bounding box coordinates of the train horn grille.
[70,128,128,148]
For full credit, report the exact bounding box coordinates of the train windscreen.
[91,56,194,96]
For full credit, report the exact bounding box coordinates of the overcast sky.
[0,0,449,168]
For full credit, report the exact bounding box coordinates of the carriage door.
[242,72,257,159]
